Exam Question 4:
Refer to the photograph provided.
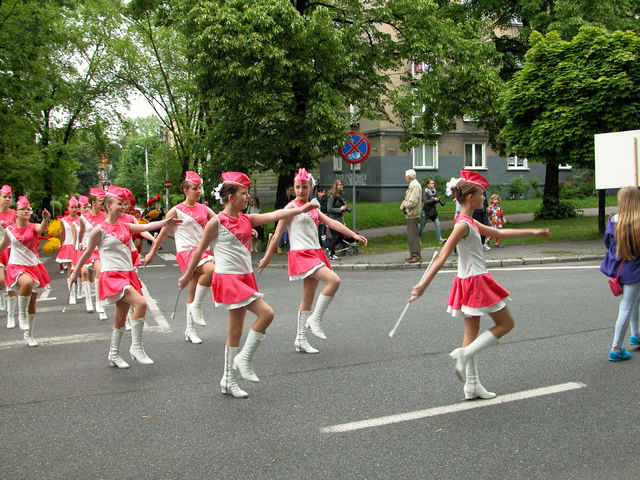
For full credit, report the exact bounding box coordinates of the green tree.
[500,27,640,215]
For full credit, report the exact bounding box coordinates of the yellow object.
[47,219,62,238]
[146,209,159,219]
[41,237,61,254]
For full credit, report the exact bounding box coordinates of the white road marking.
[141,281,171,331]
[0,326,166,350]
[321,382,587,434]
[158,253,175,262]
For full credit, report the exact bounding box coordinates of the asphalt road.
[1,256,638,479]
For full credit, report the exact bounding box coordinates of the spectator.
[419,178,445,244]
[326,179,348,261]
[401,169,422,263]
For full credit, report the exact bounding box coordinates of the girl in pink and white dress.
[409,171,550,400]
[72,195,90,304]
[70,186,181,369]
[0,196,51,347]
[259,168,367,353]
[145,171,216,345]
[178,172,318,398]
[56,197,81,305]
[76,188,108,319]
[0,185,17,327]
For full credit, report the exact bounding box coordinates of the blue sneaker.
[609,347,632,362]
[630,335,640,346]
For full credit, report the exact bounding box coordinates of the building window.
[559,163,572,170]
[412,143,437,169]
[333,155,342,172]
[464,143,485,169]
[507,154,528,170]
[411,61,432,81]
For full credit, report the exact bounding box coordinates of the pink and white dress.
[76,211,106,269]
[55,215,80,264]
[119,213,141,268]
[95,221,142,304]
[4,223,51,294]
[210,212,263,309]
[286,199,331,281]
[0,209,16,268]
[446,215,510,318]
[174,202,213,273]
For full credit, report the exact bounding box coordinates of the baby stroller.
[322,228,360,258]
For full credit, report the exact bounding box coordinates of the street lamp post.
[135,145,150,202]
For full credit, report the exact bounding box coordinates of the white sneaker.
[483,244,491,251]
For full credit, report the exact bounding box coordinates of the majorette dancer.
[72,195,90,302]
[145,171,215,344]
[76,189,108,318]
[409,171,550,400]
[178,172,318,398]
[0,196,51,346]
[0,185,17,327]
[70,186,181,368]
[56,197,81,305]
[259,168,367,353]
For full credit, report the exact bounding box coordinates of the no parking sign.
[339,132,370,164]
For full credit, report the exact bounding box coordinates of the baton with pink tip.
[389,249,438,338]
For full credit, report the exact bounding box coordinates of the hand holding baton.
[388,249,439,338]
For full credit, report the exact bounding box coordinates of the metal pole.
[351,163,356,232]
[144,147,150,202]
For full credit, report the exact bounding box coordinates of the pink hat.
[0,185,11,196]
[79,195,89,206]
[221,171,250,190]
[185,171,202,187]
[16,196,30,209]
[89,188,106,198]
[460,170,489,190]
[106,186,128,202]
[68,196,79,207]
[294,168,311,185]
[122,188,135,205]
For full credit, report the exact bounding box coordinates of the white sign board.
[594,129,640,189]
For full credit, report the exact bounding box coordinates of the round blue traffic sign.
[339,132,370,164]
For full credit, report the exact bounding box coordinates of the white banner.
[594,129,640,189]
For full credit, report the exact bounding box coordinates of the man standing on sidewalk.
[400,169,422,263]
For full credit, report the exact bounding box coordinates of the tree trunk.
[542,161,560,207]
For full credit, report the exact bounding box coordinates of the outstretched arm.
[258,214,290,272]
[475,220,550,240]
[249,202,318,227]
[128,215,181,235]
[178,217,219,289]
[144,208,177,265]
[69,228,101,284]
[35,209,50,235]
[318,212,368,246]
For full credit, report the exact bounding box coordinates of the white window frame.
[464,143,486,169]
[333,155,343,173]
[559,163,572,170]
[507,155,529,170]
[411,60,432,80]
[412,142,438,170]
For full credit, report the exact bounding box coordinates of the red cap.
[0,185,11,196]
[106,186,128,202]
[16,196,30,209]
[221,172,250,190]
[460,170,489,190]
[78,195,89,206]
[89,188,106,198]
[68,196,78,207]
[185,171,202,187]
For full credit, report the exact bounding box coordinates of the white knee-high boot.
[464,357,496,400]
[17,295,30,330]
[295,311,318,354]
[0,288,5,310]
[233,329,264,382]
[94,280,107,320]
[67,278,77,305]
[305,294,333,340]
[6,294,16,329]
[108,328,130,369]
[220,346,248,398]
[449,330,498,382]
[24,313,38,347]
[76,277,84,299]
[129,318,154,364]
[83,282,94,312]
[188,283,209,326]
[184,308,202,344]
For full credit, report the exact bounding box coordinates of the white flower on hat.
[445,177,460,197]
[213,182,224,204]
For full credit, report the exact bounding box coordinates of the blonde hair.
[615,186,640,260]
[489,193,501,204]
[452,181,481,204]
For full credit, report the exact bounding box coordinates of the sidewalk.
[259,206,612,271]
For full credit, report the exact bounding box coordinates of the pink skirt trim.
[0,248,9,268]
[98,270,142,303]
[288,249,331,280]
[5,263,51,293]
[56,244,75,263]
[131,249,141,268]
[176,249,213,274]
[74,248,99,269]
[211,272,260,307]
[447,273,510,314]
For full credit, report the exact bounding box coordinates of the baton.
[171,248,193,319]
[62,281,76,314]
[388,249,439,338]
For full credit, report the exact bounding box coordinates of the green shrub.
[529,178,542,198]
[508,176,529,199]
[534,199,580,219]
[559,171,595,199]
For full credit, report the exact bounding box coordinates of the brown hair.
[615,186,640,260]
[219,184,241,205]
[452,181,481,204]
[329,179,343,198]
[489,193,501,204]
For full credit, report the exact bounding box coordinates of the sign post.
[163,181,172,211]
[339,132,370,232]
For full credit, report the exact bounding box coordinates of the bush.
[529,178,542,198]
[559,171,595,199]
[534,199,580,219]
[507,176,529,199]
